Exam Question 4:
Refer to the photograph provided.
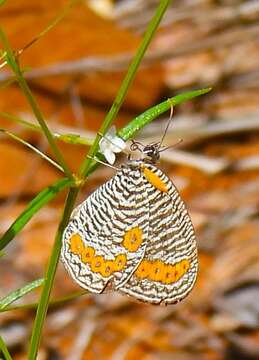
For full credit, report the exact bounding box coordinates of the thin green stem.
[79,0,171,178]
[0,111,93,146]
[0,30,74,180]
[0,129,64,172]
[17,0,78,56]
[1,290,86,313]
[28,187,79,360]
[0,336,12,360]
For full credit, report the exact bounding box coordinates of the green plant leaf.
[0,278,44,311]
[0,177,73,251]
[119,88,212,140]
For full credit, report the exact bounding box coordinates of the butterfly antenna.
[159,138,183,152]
[159,102,174,150]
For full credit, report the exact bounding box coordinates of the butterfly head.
[142,143,160,163]
[130,140,160,164]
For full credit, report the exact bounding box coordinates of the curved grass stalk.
[0,129,64,172]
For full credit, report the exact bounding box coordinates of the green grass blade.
[0,336,12,360]
[0,278,44,311]
[0,112,93,146]
[0,112,42,132]
[0,177,73,251]
[0,290,85,313]
[17,0,78,55]
[119,87,212,140]
[0,129,64,172]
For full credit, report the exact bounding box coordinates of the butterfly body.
[61,158,198,305]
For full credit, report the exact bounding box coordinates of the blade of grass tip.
[0,129,64,172]
[0,30,74,181]
[17,0,79,56]
[79,0,172,178]
[28,2,171,359]
[0,278,44,311]
[0,177,73,251]
[0,336,12,360]
[119,87,212,140]
[1,290,86,313]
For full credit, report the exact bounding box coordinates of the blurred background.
[0,0,259,359]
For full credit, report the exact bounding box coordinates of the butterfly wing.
[118,163,198,305]
[61,165,149,293]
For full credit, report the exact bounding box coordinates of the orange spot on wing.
[149,260,165,282]
[135,258,190,284]
[81,246,95,264]
[70,233,84,255]
[101,260,115,277]
[163,264,176,284]
[114,254,127,271]
[135,259,150,279]
[143,167,168,192]
[123,227,142,252]
[70,233,128,277]
[91,256,105,273]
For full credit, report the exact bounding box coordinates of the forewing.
[119,164,198,304]
[61,166,149,293]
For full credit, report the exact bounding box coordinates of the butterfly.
[61,134,198,305]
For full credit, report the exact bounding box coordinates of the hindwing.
[118,163,198,304]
